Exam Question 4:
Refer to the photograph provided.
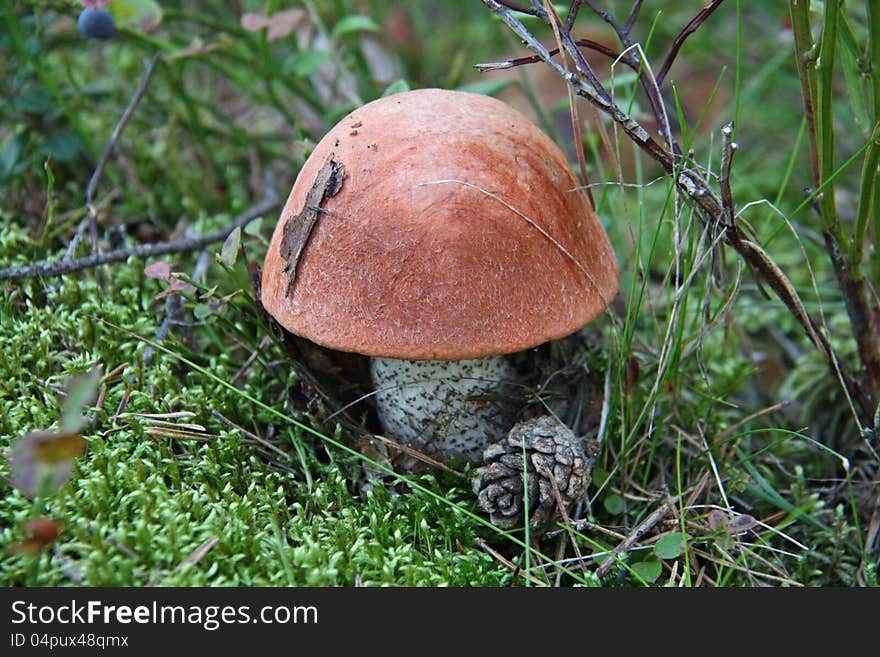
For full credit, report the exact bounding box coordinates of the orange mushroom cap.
[261,88,619,360]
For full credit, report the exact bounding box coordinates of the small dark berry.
[77,8,116,40]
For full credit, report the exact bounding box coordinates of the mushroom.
[260,88,619,469]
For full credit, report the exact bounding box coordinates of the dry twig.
[85,54,162,254]
[595,496,673,578]
[0,177,279,281]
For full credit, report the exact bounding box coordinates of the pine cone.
[471,416,591,529]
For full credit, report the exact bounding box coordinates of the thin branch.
[595,497,673,578]
[475,35,671,148]
[495,0,536,14]
[788,1,820,186]
[583,0,629,45]
[474,39,625,73]
[0,176,279,281]
[719,121,737,220]
[656,0,726,85]
[576,37,624,62]
[85,53,162,253]
[624,0,643,33]
[564,0,583,32]
[579,1,677,149]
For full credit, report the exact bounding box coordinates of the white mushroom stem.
[369,355,518,465]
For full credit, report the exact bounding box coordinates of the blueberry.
[77,8,116,40]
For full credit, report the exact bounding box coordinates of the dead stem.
[0,175,279,281]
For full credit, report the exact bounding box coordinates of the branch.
[578,1,677,150]
[596,497,673,578]
[656,0,726,85]
[624,0,643,33]
[478,0,872,420]
[583,0,629,44]
[474,39,623,72]
[495,0,536,14]
[85,53,162,253]
[0,176,280,281]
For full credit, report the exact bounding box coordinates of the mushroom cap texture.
[261,88,619,360]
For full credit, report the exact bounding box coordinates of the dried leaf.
[10,431,86,497]
[26,517,61,543]
[175,536,219,571]
[266,8,307,41]
[154,274,196,301]
[9,539,43,555]
[707,509,728,533]
[727,513,759,535]
[241,8,307,42]
[240,13,269,32]
[707,510,758,536]
[174,37,205,59]
[33,433,86,465]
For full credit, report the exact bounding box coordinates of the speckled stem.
[370,356,518,466]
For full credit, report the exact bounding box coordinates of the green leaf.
[630,558,662,584]
[331,15,379,40]
[591,467,609,488]
[220,226,241,267]
[243,217,263,237]
[107,0,163,32]
[193,303,213,320]
[14,85,51,114]
[382,79,411,98]
[283,50,331,78]
[654,532,687,560]
[41,130,82,162]
[0,129,28,182]
[603,494,624,515]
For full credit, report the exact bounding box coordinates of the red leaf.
[241,8,307,42]
[241,12,270,32]
[144,260,172,280]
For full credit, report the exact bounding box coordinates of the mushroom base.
[369,355,518,466]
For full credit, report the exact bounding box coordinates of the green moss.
[0,215,510,587]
